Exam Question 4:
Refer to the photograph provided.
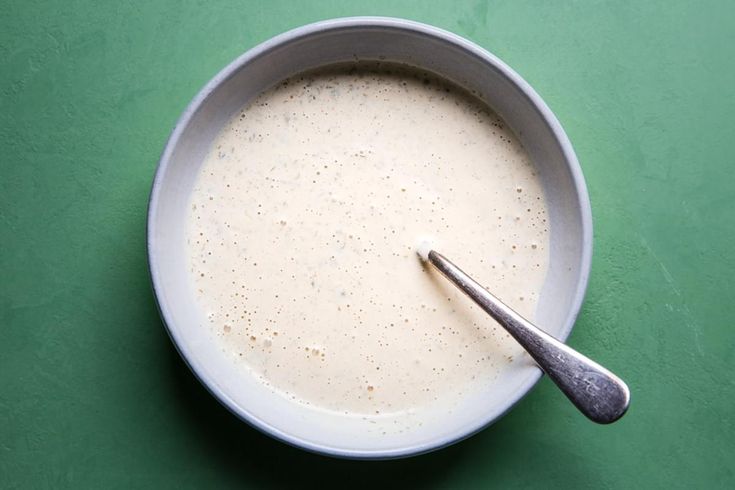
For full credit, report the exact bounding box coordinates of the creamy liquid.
[186,64,549,416]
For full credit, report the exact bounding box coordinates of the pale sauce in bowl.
[186,63,549,416]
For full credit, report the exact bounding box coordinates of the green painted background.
[2,1,733,488]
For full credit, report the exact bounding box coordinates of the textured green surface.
[2,1,734,488]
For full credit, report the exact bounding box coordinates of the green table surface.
[2,1,734,488]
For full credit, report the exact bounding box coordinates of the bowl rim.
[147,16,593,459]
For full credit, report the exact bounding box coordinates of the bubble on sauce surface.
[185,62,550,416]
[416,236,436,262]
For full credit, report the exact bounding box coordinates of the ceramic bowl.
[147,17,592,459]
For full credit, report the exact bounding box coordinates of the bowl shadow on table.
[160,324,590,487]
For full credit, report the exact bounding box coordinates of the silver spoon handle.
[427,250,630,424]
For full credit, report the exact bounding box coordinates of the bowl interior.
[148,18,590,458]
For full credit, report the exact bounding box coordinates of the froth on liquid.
[186,63,549,416]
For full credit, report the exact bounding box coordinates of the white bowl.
[147,17,592,459]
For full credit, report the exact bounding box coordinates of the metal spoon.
[419,247,630,424]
